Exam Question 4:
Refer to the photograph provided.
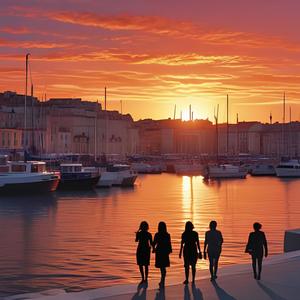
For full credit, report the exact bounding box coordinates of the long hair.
[158,221,167,234]
[185,221,194,232]
[138,221,149,232]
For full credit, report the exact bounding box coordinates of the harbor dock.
[6,249,300,300]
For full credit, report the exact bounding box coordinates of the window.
[14,132,17,146]
[11,164,26,172]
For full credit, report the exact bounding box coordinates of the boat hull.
[208,165,247,179]
[58,175,100,189]
[275,168,300,177]
[0,178,59,194]
[119,175,137,187]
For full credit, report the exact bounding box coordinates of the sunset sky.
[1,0,300,122]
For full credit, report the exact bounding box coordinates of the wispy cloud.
[0,38,72,49]
[6,5,300,51]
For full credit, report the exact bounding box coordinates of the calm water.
[0,174,300,297]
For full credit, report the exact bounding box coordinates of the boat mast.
[31,83,34,153]
[226,94,229,155]
[94,100,98,162]
[236,113,239,155]
[24,53,30,150]
[104,87,108,155]
[282,92,286,157]
[214,104,219,161]
[173,104,176,120]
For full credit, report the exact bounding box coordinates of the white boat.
[174,163,204,175]
[131,162,162,174]
[250,164,276,176]
[0,158,60,193]
[275,160,300,177]
[97,164,137,187]
[207,164,247,179]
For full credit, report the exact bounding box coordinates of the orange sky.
[1,0,300,122]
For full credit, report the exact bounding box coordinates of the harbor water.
[0,174,300,297]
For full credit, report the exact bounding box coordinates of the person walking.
[179,221,202,284]
[245,222,268,280]
[152,221,172,289]
[135,221,153,284]
[204,220,223,281]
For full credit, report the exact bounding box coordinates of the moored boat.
[275,160,300,177]
[131,162,162,174]
[97,164,137,187]
[250,164,276,176]
[58,163,100,189]
[0,159,60,194]
[206,164,247,179]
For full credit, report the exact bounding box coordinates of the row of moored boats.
[131,159,300,178]
[0,156,137,194]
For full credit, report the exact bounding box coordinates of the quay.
[6,246,300,300]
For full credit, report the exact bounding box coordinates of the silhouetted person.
[136,221,153,284]
[153,221,172,289]
[179,221,202,284]
[204,220,223,281]
[245,222,268,280]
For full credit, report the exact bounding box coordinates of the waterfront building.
[135,118,214,155]
[0,91,138,158]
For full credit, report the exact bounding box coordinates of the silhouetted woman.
[179,221,202,284]
[153,221,172,288]
[136,221,153,284]
[204,220,223,281]
[245,222,268,280]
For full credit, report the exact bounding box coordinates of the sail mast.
[226,94,229,155]
[24,53,30,149]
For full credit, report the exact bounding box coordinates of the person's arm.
[135,231,139,242]
[169,234,172,254]
[179,239,183,258]
[245,233,253,253]
[152,234,157,253]
[263,232,268,257]
[220,231,224,246]
[204,232,208,259]
[149,233,153,248]
[196,233,202,259]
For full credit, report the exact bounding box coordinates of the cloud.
[0,38,72,49]
[7,5,300,51]
[236,100,300,106]
[0,26,31,34]
[0,48,247,66]
[134,54,242,66]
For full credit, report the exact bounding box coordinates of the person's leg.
[214,256,220,279]
[139,265,145,282]
[160,267,166,287]
[184,265,189,284]
[257,256,263,280]
[145,266,149,282]
[191,264,196,283]
[209,255,214,280]
[251,256,257,279]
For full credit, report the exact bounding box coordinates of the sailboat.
[275,93,300,177]
[207,95,247,179]
[0,54,60,194]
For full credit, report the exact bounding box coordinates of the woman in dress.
[179,221,202,284]
[135,221,153,284]
[152,221,172,288]
[204,220,223,281]
[245,222,268,280]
